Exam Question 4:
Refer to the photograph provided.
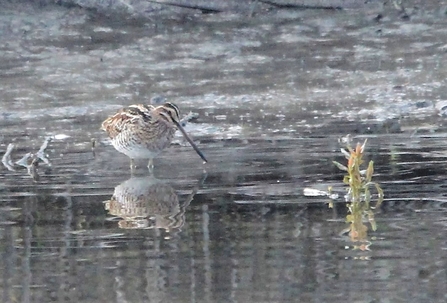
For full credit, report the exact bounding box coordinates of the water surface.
[1,3,447,302]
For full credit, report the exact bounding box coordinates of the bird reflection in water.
[104,174,206,230]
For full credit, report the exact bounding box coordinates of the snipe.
[101,102,207,170]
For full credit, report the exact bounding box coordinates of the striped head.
[155,102,181,126]
[156,102,207,163]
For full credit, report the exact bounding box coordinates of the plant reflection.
[104,173,206,230]
[341,200,378,245]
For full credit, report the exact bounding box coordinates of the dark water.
[2,3,447,302]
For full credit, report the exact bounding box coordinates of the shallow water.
[2,3,447,303]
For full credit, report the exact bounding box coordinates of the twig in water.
[1,143,16,171]
[91,138,96,157]
[36,136,52,166]
[15,152,40,181]
[28,156,40,182]
[16,152,32,168]
[2,136,52,181]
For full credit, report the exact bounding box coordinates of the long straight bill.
[174,121,208,163]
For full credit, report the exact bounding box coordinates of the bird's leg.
[147,158,154,173]
[130,159,136,173]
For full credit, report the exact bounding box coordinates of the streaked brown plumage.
[101,102,207,169]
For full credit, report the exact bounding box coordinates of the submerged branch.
[1,137,52,181]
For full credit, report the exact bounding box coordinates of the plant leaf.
[343,175,350,185]
[375,182,384,199]
[340,148,351,159]
[366,160,374,183]
[364,187,371,204]
[367,210,377,231]
[360,139,368,153]
[333,161,348,171]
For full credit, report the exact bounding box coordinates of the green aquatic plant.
[333,138,384,242]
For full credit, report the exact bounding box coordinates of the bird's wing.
[101,104,155,139]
